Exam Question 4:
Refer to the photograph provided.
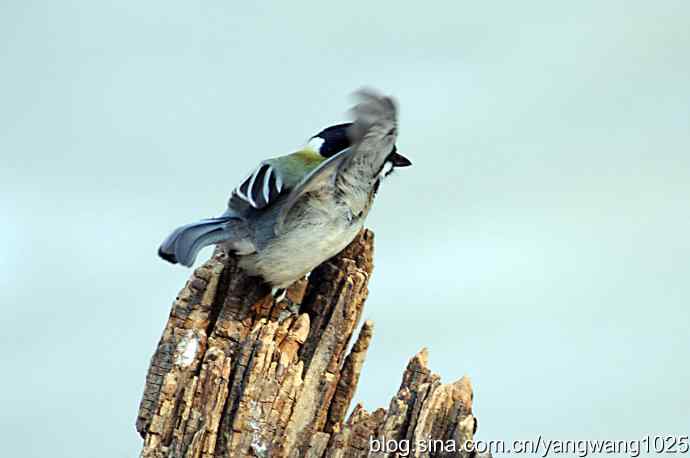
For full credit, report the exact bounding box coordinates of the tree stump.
[137,230,479,457]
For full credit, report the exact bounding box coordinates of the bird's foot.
[277,301,301,323]
[272,287,300,322]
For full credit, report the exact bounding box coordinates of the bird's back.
[226,148,326,216]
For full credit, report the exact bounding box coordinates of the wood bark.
[137,230,479,457]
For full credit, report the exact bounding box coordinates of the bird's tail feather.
[158,216,240,267]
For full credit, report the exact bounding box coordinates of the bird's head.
[307,122,412,175]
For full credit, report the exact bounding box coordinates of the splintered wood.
[137,230,478,458]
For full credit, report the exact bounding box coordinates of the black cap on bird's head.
[310,122,412,167]
[309,123,352,157]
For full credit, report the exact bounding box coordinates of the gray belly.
[237,198,366,288]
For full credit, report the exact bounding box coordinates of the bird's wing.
[347,88,398,165]
[230,161,285,210]
[274,147,354,234]
[229,151,325,212]
[317,89,399,184]
[274,89,398,234]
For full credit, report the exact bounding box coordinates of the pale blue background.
[2,1,689,456]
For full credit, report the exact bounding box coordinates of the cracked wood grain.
[137,229,481,458]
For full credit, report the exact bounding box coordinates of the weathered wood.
[137,230,479,457]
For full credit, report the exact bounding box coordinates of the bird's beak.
[389,151,412,167]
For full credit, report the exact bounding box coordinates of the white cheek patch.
[378,161,394,179]
[307,137,325,153]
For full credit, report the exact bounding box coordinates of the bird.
[158,89,411,294]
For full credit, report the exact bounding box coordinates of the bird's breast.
[238,197,366,288]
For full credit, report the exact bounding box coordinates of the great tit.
[158,89,411,289]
